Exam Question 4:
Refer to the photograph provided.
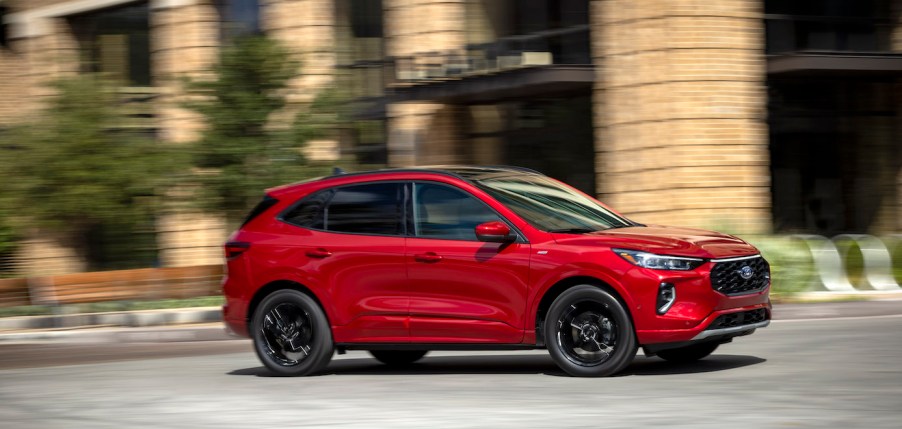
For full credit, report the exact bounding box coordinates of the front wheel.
[369,350,428,366]
[252,289,333,376]
[656,342,719,363]
[544,285,637,377]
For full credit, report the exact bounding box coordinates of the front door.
[406,182,531,343]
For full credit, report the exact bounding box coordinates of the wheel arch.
[533,276,636,346]
[246,280,331,332]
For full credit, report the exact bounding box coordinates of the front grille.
[710,256,770,295]
[706,308,769,331]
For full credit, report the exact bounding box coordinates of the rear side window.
[281,182,404,236]
[242,195,279,226]
[327,183,404,235]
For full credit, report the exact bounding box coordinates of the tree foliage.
[0,75,184,269]
[184,36,336,226]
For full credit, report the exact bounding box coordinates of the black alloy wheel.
[252,289,333,376]
[545,285,637,377]
[369,350,428,366]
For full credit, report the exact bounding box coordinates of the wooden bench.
[0,265,223,307]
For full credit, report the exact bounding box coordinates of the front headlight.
[614,248,705,271]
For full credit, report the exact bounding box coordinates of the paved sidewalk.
[1,298,901,345]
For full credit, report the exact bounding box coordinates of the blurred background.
[0,0,900,311]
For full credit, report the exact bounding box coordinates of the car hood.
[550,225,759,259]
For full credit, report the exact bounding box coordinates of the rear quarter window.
[281,189,333,230]
[242,195,279,227]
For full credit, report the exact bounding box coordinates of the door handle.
[414,252,443,263]
[306,248,332,259]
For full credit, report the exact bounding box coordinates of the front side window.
[283,183,404,235]
[413,182,501,241]
[475,175,633,232]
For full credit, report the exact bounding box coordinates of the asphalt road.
[1,309,901,428]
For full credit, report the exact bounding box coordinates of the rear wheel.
[369,350,428,366]
[656,342,719,363]
[544,285,637,377]
[252,289,333,376]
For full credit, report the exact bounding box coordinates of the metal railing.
[392,25,591,83]
[765,15,893,54]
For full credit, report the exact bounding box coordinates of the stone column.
[3,2,94,275]
[1,10,80,126]
[592,0,771,233]
[263,0,337,103]
[384,0,466,166]
[151,0,220,143]
[151,0,226,267]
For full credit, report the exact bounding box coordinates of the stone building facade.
[1,0,900,274]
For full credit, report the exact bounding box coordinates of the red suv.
[222,166,771,377]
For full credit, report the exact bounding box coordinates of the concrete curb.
[3,298,902,345]
[0,307,222,331]
[0,323,235,344]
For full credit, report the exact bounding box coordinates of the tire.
[252,289,333,376]
[544,285,637,377]
[656,342,719,363]
[369,350,428,366]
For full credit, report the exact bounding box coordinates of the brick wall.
[592,0,771,234]
[0,47,28,126]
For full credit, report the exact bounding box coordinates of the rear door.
[280,182,409,343]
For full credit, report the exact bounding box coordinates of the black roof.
[329,165,544,182]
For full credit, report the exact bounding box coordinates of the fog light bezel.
[657,282,676,315]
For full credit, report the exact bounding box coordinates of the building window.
[349,0,383,39]
[336,0,388,164]
[69,2,151,87]
[217,0,262,41]
[0,6,9,48]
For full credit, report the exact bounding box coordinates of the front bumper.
[626,256,772,345]
[636,301,771,344]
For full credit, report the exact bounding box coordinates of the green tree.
[184,36,336,226]
[0,75,184,270]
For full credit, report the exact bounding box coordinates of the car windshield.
[474,175,634,232]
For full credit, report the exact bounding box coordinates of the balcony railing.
[766,15,893,54]
[392,25,591,84]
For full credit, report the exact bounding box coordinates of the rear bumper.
[222,299,250,338]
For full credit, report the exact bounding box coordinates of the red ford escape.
[222,166,771,377]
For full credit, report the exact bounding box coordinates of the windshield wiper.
[606,224,637,229]
[547,228,598,234]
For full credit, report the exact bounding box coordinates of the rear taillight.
[225,241,251,259]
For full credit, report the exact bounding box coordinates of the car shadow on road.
[228,353,765,377]
[620,354,766,377]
